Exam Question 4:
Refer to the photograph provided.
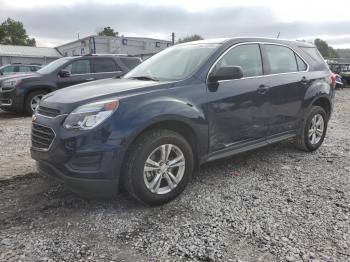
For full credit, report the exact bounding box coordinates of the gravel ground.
[0,90,350,261]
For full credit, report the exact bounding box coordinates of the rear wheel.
[294,106,328,151]
[25,90,48,115]
[123,129,194,206]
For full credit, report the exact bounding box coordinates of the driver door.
[57,59,94,89]
[207,43,270,152]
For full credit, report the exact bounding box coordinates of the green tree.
[314,38,337,58]
[177,34,203,44]
[98,26,118,37]
[0,18,36,46]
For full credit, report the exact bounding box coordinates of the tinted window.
[93,58,119,73]
[217,44,263,77]
[30,66,40,72]
[64,60,91,74]
[300,47,328,70]
[296,55,307,71]
[2,65,18,73]
[19,66,31,72]
[265,45,298,74]
[120,58,141,70]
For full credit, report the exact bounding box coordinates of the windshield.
[37,58,70,74]
[124,44,220,81]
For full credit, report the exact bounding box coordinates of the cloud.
[0,1,349,47]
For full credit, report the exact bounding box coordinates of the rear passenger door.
[261,44,308,136]
[92,58,123,80]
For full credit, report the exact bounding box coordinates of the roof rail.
[83,53,131,57]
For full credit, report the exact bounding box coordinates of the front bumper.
[30,113,125,198]
[0,89,24,111]
[36,160,118,198]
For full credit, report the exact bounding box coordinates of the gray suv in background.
[0,54,141,114]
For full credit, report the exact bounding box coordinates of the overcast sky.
[1,0,350,48]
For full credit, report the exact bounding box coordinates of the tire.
[24,90,48,115]
[123,129,194,206]
[294,106,328,152]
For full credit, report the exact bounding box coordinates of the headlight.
[63,99,119,130]
[1,79,22,91]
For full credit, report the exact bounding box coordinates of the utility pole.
[171,32,175,45]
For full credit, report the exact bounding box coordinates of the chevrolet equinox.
[31,38,335,205]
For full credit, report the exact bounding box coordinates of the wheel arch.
[123,118,202,170]
[311,96,332,118]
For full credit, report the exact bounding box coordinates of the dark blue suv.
[31,38,335,205]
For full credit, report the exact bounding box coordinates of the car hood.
[0,73,40,81]
[41,78,172,113]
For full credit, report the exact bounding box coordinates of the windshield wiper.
[129,76,159,81]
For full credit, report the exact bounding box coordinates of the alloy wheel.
[30,94,44,112]
[143,144,185,194]
[308,113,325,145]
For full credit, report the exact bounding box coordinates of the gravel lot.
[0,90,350,261]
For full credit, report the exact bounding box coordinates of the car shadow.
[0,109,29,119]
[0,139,310,230]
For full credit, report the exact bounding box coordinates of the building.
[56,35,172,60]
[0,44,62,66]
[0,35,171,66]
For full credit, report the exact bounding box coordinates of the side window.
[217,44,263,77]
[2,66,17,73]
[264,45,298,74]
[93,58,119,73]
[19,66,31,72]
[64,60,91,74]
[295,55,307,71]
[120,58,141,70]
[30,66,40,72]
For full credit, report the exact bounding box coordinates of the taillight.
[330,73,336,88]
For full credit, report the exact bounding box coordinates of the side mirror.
[59,69,70,78]
[208,66,243,82]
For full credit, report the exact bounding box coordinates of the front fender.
[112,94,208,168]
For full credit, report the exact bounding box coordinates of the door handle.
[85,78,95,81]
[257,84,270,94]
[300,76,308,85]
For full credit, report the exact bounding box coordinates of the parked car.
[31,38,335,205]
[0,55,141,114]
[0,63,41,76]
[335,74,344,89]
[328,62,350,87]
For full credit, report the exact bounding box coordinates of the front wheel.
[295,106,328,151]
[123,129,194,206]
[25,90,48,115]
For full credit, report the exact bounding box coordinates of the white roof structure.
[0,44,61,58]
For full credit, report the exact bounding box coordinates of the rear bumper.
[36,160,118,198]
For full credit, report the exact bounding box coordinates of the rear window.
[300,47,328,70]
[120,57,141,70]
[295,55,307,71]
[93,58,120,73]
[264,45,298,74]
[19,66,31,72]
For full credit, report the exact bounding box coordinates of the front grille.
[31,123,55,150]
[37,106,61,117]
